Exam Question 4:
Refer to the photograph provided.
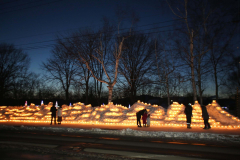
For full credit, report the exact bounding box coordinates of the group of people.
[136,103,211,129]
[50,103,63,125]
[50,102,210,129]
[136,109,150,127]
[185,103,211,129]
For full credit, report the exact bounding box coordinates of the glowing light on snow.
[0,100,239,129]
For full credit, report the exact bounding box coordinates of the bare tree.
[64,11,138,102]
[197,0,238,103]
[62,28,124,103]
[94,18,114,104]
[166,0,199,102]
[36,79,58,100]
[209,24,238,100]
[86,34,127,103]
[0,43,30,99]
[225,56,240,91]
[71,80,84,100]
[165,0,238,103]
[63,24,115,103]
[155,34,183,106]
[117,32,155,104]
[194,32,212,105]
[13,72,40,99]
[41,42,79,102]
[209,41,235,101]
[70,29,98,104]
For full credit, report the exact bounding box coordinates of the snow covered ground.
[0,100,240,129]
[1,100,240,160]
[1,124,240,144]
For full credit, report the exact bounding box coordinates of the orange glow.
[0,100,239,128]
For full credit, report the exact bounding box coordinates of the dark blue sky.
[0,0,171,74]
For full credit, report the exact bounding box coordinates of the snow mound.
[0,100,240,128]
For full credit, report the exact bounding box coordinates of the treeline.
[0,0,239,107]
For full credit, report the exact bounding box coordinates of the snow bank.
[207,101,239,126]
[1,100,240,128]
[0,125,239,143]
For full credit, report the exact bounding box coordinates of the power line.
[18,19,238,51]
[22,24,240,51]
[1,1,237,51]
[3,10,237,44]
[0,0,63,14]
[1,1,237,42]
[0,0,43,11]
[0,0,18,5]
[1,18,179,42]
[0,0,176,41]
[15,23,177,47]
[21,28,180,51]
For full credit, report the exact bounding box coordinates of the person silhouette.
[147,114,151,127]
[57,105,63,124]
[201,105,211,129]
[136,109,146,127]
[50,102,57,125]
[142,111,148,127]
[184,103,192,129]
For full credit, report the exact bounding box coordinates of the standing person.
[57,105,63,124]
[142,111,148,127]
[184,103,192,129]
[50,102,57,125]
[147,114,151,127]
[201,105,211,129]
[136,109,146,127]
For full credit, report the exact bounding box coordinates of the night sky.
[1,0,238,97]
[0,0,170,74]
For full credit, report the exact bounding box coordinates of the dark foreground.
[1,128,240,160]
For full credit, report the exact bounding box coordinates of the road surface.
[0,128,240,160]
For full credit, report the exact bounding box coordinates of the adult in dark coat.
[201,105,211,129]
[136,109,146,127]
[50,103,57,125]
[184,103,192,129]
